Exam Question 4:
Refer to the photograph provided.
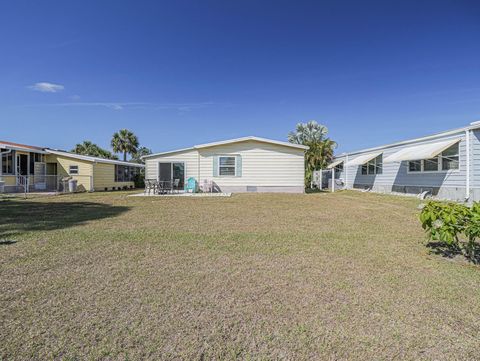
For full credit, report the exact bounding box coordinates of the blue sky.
[1,0,480,155]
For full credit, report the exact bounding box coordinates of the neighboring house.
[328,121,480,201]
[0,140,144,193]
[143,136,308,193]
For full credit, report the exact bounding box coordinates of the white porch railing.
[0,175,93,194]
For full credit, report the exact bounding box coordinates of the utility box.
[68,179,78,193]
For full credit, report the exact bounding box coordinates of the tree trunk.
[123,151,127,161]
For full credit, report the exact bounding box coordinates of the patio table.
[157,180,173,194]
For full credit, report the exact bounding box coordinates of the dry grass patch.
[1,191,479,360]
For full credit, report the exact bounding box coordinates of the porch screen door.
[34,162,47,190]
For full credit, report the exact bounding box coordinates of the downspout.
[91,161,95,192]
[331,165,335,192]
[466,129,470,201]
[197,150,200,185]
[345,154,349,190]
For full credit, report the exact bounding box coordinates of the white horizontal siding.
[144,150,199,181]
[198,141,305,187]
[336,131,467,190]
[144,140,305,189]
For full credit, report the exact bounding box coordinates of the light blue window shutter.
[213,156,219,177]
[236,155,242,177]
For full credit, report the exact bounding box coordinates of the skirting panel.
[218,186,305,194]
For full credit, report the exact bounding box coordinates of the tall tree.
[72,141,97,156]
[111,129,139,161]
[130,146,152,164]
[72,141,118,160]
[288,121,337,187]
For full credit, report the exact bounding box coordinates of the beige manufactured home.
[0,140,144,193]
[143,136,308,193]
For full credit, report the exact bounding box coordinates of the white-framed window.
[441,143,459,170]
[334,162,344,177]
[361,155,383,175]
[408,143,459,173]
[115,165,138,182]
[423,158,439,172]
[69,165,79,175]
[1,150,14,174]
[219,156,236,176]
[408,160,421,172]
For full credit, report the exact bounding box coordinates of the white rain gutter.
[466,129,470,201]
[337,122,480,158]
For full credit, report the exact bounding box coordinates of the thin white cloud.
[28,82,64,93]
[26,101,218,111]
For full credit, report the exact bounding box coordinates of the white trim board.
[142,136,309,159]
[46,149,144,167]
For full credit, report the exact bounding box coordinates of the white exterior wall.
[144,149,199,181]
[198,141,305,192]
[144,140,305,193]
[332,128,478,202]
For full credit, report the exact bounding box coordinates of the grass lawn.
[1,191,479,360]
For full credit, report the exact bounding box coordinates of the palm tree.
[288,121,337,187]
[130,146,152,164]
[111,129,139,161]
[96,148,118,160]
[72,141,98,156]
[288,120,328,145]
[72,141,118,160]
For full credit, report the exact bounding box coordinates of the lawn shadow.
[305,188,331,194]
[0,239,17,246]
[0,199,130,240]
[426,241,480,264]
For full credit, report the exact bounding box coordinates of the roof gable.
[143,136,308,159]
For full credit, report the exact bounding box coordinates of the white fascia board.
[338,123,479,158]
[141,147,196,159]
[194,136,309,150]
[0,144,48,154]
[46,149,144,167]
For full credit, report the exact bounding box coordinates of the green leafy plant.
[133,169,145,188]
[288,120,337,187]
[419,201,480,263]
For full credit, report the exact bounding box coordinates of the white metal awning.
[383,138,460,163]
[327,159,344,169]
[346,152,382,166]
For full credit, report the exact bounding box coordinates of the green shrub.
[419,201,480,263]
[133,170,145,188]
